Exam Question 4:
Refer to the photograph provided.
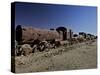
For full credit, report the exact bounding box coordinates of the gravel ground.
[15,41,97,73]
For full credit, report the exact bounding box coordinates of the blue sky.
[15,2,97,35]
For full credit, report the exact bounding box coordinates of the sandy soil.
[15,41,97,73]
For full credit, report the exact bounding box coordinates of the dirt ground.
[15,41,97,73]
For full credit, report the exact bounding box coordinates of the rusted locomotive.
[15,25,73,56]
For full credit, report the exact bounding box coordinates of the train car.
[15,25,73,55]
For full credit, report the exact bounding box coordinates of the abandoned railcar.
[15,25,74,56]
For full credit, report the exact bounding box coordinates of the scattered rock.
[20,44,33,56]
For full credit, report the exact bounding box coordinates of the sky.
[15,2,97,35]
